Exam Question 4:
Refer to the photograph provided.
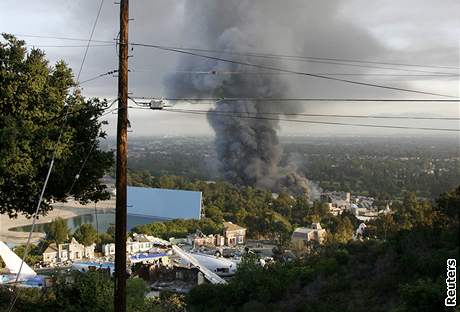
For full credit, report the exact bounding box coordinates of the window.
[216,267,229,273]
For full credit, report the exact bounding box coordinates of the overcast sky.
[1,0,459,137]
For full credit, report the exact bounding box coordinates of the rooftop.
[223,222,246,231]
[43,243,58,254]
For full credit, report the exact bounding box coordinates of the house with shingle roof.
[223,222,246,246]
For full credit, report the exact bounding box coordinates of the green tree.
[205,205,224,223]
[106,224,116,238]
[330,216,354,244]
[53,271,114,312]
[436,185,460,219]
[13,244,41,266]
[395,192,434,229]
[265,212,292,246]
[126,278,149,311]
[0,34,114,217]
[73,223,98,246]
[272,193,295,219]
[398,278,445,312]
[45,217,69,245]
[291,196,310,225]
[147,222,168,236]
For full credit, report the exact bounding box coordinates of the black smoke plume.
[165,1,317,195]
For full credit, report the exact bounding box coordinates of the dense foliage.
[125,136,460,200]
[128,172,352,245]
[0,272,186,312]
[2,181,457,311]
[186,186,459,311]
[0,34,114,217]
[73,223,98,246]
[45,217,69,245]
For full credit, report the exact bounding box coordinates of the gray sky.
[1,0,459,137]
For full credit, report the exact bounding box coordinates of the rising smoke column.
[165,1,310,195]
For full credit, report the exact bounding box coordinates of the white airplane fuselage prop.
[0,241,44,287]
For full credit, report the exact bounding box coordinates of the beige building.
[223,222,246,246]
[187,232,226,247]
[291,223,327,250]
[103,236,156,257]
[43,238,95,264]
[43,244,59,264]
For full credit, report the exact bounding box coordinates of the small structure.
[103,240,154,257]
[321,192,351,210]
[187,231,215,248]
[187,231,226,248]
[223,222,246,246]
[42,244,59,264]
[291,223,327,250]
[354,223,367,240]
[103,233,171,257]
[43,238,95,264]
[130,252,170,266]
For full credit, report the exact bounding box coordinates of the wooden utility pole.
[115,0,129,311]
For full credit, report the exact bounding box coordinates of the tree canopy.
[73,223,98,246]
[185,186,459,312]
[45,217,69,245]
[0,34,114,217]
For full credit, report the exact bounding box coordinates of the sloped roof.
[223,222,245,231]
[43,243,58,254]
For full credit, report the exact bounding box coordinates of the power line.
[157,46,460,71]
[66,98,118,196]
[12,33,112,43]
[76,0,105,82]
[29,43,114,48]
[133,96,460,103]
[66,138,99,196]
[7,2,106,312]
[132,69,457,78]
[131,45,459,75]
[43,98,118,123]
[80,69,118,85]
[101,107,119,117]
[163,108,459,121]
[130,42,458,98]
[13,34,459,75]
[158,108,460,132]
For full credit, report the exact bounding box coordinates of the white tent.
[0,241,37,281]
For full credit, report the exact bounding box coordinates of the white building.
[102,233,169,257]
[43,238,95,264]
[291,223,327,250]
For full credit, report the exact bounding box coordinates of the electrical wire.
[12,34,459,75]
[7,2,105,311]
[160,108,460,132]
[131,45,458,75]
[129,42,458,98]
[145,45,460,72]
[76,0,106,83]
[133,97,460,103]
[66,99,118,196]
[29,43,114,48]
[66,138,99,196]
[79,69,118,85]
[11,34,112,43]
[163,108,459,121]
[125,106,459,130]
[130,69,458,78]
